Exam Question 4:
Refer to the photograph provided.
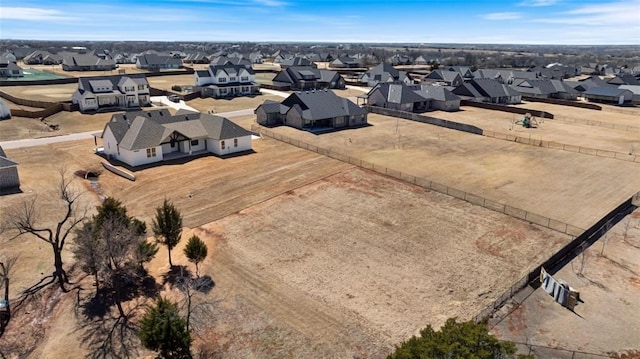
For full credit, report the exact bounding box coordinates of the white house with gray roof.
[100,109,252,167]
[194,64,259,98]
[72,74,150,113]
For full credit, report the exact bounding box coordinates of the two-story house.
[194,64,260,98]
[272,66,345,91]
[72,74,151,113]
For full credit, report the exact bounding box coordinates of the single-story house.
[272,66,345,90]
[0,145,20,192]
[136,54,182,70]
[0,99,11,120]
[279,57,316,68]
[387,54,412,66]
[0,57,23,78]
[329,57,361,68]
[62,54,116,71]
[255,89,367,130]
[194,64,260,98]
[366,83,460,112]
[100,109,253,167]
[512,79,579,100]
[453,78,521,104]
[423,70,463,87]
[582,87,634,105]
[360,63,412,87]
[72,74,151,113]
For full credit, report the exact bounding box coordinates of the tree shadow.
[76,297,145,359]
[193,275,215,294]
[80,273,160,321]
[161,265,192,288]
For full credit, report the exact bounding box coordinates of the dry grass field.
[513,102,640,129]
[430,106,640,155]
[0,136,574,358]
[0,112,115,142]
[146,74,196,90]
[492,207,640,357]
[257,114,640,230]
[1,83,79,102]
[186,94,282,114]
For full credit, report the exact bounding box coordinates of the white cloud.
[482,12,523,20]
[532,0,640,26]
[0,7,76,21]
[518,0,559,6]
[253,0,288,6]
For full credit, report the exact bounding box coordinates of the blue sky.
[1,0,639,44]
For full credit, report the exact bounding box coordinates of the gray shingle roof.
[281,90,365,121]
[104,109,251,150]
[583,87,632,97]
[0,145,17,168]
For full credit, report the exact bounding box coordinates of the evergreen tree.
[183,235,208,277]
[138,297,191,359]
[152,199,183,267]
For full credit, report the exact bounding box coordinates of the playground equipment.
[514,113,538,128]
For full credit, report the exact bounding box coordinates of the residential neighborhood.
[1,29,640,359]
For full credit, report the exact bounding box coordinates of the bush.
[171,85,182,92]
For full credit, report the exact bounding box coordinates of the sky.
[0,0,639,44]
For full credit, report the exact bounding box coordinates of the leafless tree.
[4,169,87,292]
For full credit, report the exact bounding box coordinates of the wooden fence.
[364,105,483,135]
[462,100,555,119]
[522,96,602,110]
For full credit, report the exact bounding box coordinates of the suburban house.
[136,54,182,70]
[100,109,253,167]
[329,57,361,68]
[387,54,412,65]
[248,52,264,64]
[607,74,640,86]
[62,54,116,71]
[582,87,634,105]
[209,56,252,67]
[366,83,460,112]
[0,145,20,193]
[453,78,521,104]
[23,50,63,65]
[0,99,11,119]
[194,64,260,98]
[414,56,428,65]
[0,57,23,78]
[473,69,537,84]
[279,57,316,68]
[360,63,412,87]
[255,90,367,130]
[447,66,475,81]
[72,74,151,113]
[511,79,579,100]
[423,70,464,87]
[272,66,345,90]
[183,52,211,64]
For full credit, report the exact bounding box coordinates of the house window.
[146,148,156,157]
[191,139,199,146]
[230,77,236,81]
[241,76,249,82]
[170,141,176,148]
[138,84,146,90]
[218,77,227,83]
[221,140,226,149]
[234,138,238,147]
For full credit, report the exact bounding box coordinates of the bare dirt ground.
[513,102,640,129]
[189,167,572,357]
[22,63,155,77]
[491,207,640,357]
[258,114,640,230]
[146,74,195,90]
[431,106,640,155]
[0,111,115,142]
[1,83,79,102]
[186,94,282,114]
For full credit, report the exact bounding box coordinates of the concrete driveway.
[151,95,199,112]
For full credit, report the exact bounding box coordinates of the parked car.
[168,95,181,103]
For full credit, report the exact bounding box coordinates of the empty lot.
[430,106,640,155]
[514,101,640,129]
[256,114,640,229]
[186,94,282,114]
[1,83,78,102]
[188,167,572,357]
[492,208,640,357]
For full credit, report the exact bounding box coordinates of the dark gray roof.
[137,54,182,66]
[369,83,427,104]
[280,57,314,67]
[103,109,251,150]
[256,100,281,114]
[63,54,115,67]
[583,87,633,97]
[0,145,18,168]
[469,78,520,98]
[281,90,365,121]
[415,85,460,102]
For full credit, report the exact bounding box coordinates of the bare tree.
[5,170,86,292]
